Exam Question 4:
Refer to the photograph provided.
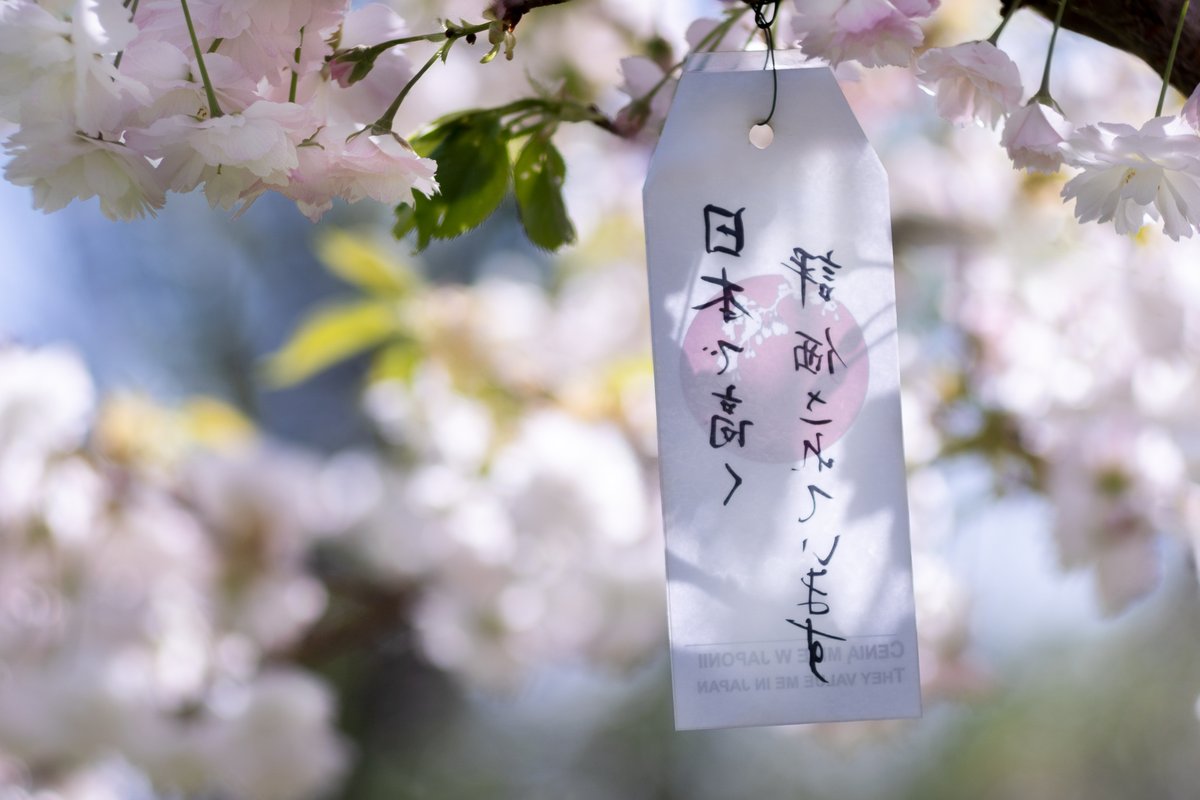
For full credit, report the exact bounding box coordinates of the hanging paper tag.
[644,51,921,730]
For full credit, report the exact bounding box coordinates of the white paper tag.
[644,51,922,731]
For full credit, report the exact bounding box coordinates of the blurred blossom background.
[3,0,1200,798]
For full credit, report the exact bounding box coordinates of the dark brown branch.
[490,0,576,28]
[286,578,413,667]
[1002,0,1200,97]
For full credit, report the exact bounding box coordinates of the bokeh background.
[3,0,1200,798]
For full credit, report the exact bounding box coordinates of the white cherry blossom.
[1182,81,1200,131]
[0,1,72,122]
[4,123,164,220]
[1061,116,1200,240]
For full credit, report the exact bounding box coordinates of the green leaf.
[408,124,450,158]
[512,135,575,251]
[393,203,417,240]
[369,341,424,385]
[394,191,441,250]
[264,300,398,387]
[394,116,510,249]
[316,231,412,297]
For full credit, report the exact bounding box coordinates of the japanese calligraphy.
[694,205,755,507]
[794,326,846,376]
[693,268,751,323]
[786,536,845,683]
[703,204,745,256]
[784,244,850,681]
[782,247,843,307]
[702,340,743,375]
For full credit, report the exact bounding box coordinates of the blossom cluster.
[0,347,350,799]
[862,49,1200,615]
[916,40,1200,242]
[610,0,1200,242]
[804,0,1200,241]
[953,217,1200,613]
[0,267,982,796]
[288,227,983,703]
[0,0,436,220]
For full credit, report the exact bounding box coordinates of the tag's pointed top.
[684,49,815,74]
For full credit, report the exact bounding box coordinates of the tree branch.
[490,0,576,28]
[1002,0,1200,98]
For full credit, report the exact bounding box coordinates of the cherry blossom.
[0,0,443,220]
[0,1,73,123]
[3,123,164,220]
[793,0,927,68]
[284,126,437,222]
[1181,81,1200,132]
[1001,100,1072,173]
[1061,116,1200,241]
[124,101,309,210]
[116,43,260,125]
[892,0,941,15]
[916,41,1023,128]
[613,56,673,137]
[0,0,148,133]
[613,18,725,137]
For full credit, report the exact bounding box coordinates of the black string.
[744,0,781,126]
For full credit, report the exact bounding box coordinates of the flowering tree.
[5,1,1200,799]
[3,0,1200,239]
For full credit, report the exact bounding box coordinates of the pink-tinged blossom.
[1001,100,1072,173]
[916,42,1022,128]
[792,0,924,68]
[611,18,725,138]
[613,56,671,137]
[132,0,345,85]
[3,124,165,220]
[117,42,260,125]
[339,3,406,54]
[283,126,437,221]
[125,101,309,210]
[891,0,940,17]
[1044,415,1182,614]
[318,3,412,121]
[1061,116,1200,241]
[213,0,347,84]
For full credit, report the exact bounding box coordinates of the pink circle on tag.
[680,274,869,463]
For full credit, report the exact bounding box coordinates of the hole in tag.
[749,123,773,149]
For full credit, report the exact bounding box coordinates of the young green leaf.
[394,115,510,249]
[513,135,575,251]
[370,341,425,385]
[264,300,399,387]
[316,231,413,297]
